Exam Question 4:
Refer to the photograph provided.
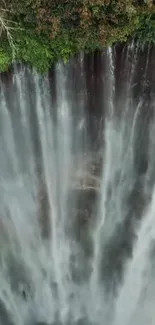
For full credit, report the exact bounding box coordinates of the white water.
[0,46,155,325]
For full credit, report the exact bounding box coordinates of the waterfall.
[0,44,155,325]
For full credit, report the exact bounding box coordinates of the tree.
[0,6,18,58]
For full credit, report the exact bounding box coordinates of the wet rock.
[7,257,33,300]
[34,323,49,325]
[38,184,51,239]
[0,300,15,325]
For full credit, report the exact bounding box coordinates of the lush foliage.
[0,0,155,72]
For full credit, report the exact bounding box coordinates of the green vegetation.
[0,0,155,72]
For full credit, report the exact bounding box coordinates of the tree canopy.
[0,0,155,72]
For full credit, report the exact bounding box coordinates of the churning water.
[0,43,155,325]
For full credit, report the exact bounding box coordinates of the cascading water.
[0,43,155,325]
